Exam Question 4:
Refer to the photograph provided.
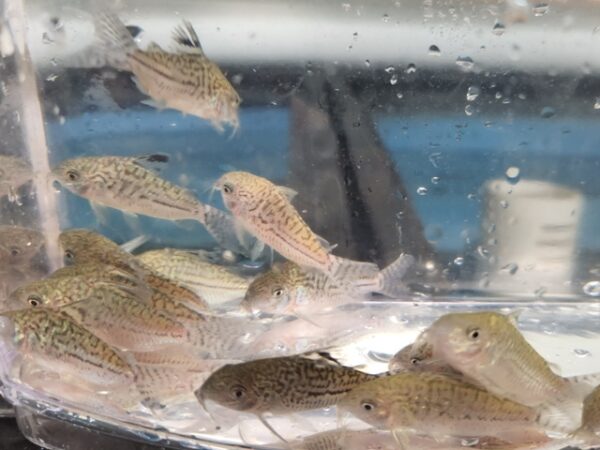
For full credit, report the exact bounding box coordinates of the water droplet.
[594,98,600,110]
[382,13,390,22]
[461,438,479,447]
[477,246,489,259]
[431,176,440,184]
[46,73,58,82]
[341,3,351,12]
[501,263,519,275]
[416,186,428,195]
[532,3,549,16]
[540,106,556,118]
[454,257,464,266]
[574,348,591,358]
[492,21,506,36]
[428,44,441,56]
[59,116,66,125]
[499,200,509,209]
[385,66,395,73]
[583,281,600,297]
[42,32,54,44]
[390,74,398,85]
[364,59,371,68]
[396,92,404,99]
[466,86,480,102]
[52,105,60,115]
[50,58,58,66]
[505,166,520,183]
[406,63,417,74]
[456,56,474,71]
[464,104,474,116]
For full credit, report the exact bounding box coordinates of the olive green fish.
[339,372,560,443]
[138,248,251,307]
[215,171,379,278]
[97,13,240,133]
[410,311,596,429]
[197,353,376,440]
[0,307,135,391]
[570,384,600,447]
[243,253,414,316]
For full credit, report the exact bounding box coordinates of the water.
[0,0,599,449]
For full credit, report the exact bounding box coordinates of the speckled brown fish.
[215,171,379,278]
[570,384,600,447]
[0,225,45,266]
[339,371,560,443]
[58,229,209,312]
[97,13,240,133]
[197,352,377,439]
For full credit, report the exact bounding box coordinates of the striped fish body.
[52,156,205,222]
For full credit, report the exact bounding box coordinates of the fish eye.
[64,249,75,260]
[230,384,246,400]
[272,287,285,297]
[361,400,376,412]
[467,328,480,340]
[27,295,41,307]
[9,247,21,257]
[222,183,234,195]
[410,358,420,365]
[66,170,80,182]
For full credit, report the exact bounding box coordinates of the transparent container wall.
[1,0,600,448]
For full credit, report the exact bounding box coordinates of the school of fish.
[0,10,598,450]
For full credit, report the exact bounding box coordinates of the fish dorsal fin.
[276,185,298,202]
[506,308,524,326]
[299,351,345,368]
[131,154,170,172]
[172,20,205,55]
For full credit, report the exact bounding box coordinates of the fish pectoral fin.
[249,239,265,262]
[258,414,288,443]
[119,234,149,253]
[141,98,168,110]
[122,211,143,234]
[90,202,114,228]
[535,400,581,433]
[276,185,298,202]
[171,20,205,55]
[376,253,415,298]
[146,41,164,52]
[391,429,409,450]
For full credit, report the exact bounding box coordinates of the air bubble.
[454,257,464,266]
[456,56,474,71]
[505,166,520,183]
[499,200,509,209]
[406,63,417,74]
[428,44,441,56]
[385,66,395,73]
[396,92,404,99]
[532,3,549,16]
[431,176,440,184]
[464,104,474,116]
[390,74,398,85]
[382,13,390,22]
[583,281,600,297]
[492,21,506,36]
[594,98,600,110]
[416,186,428,195]
[501,263,519,275]
[574,348,591,358]
[466,86,480,102]
[540,106,556,118]
[364,59,371,68]
[42,32,54,44]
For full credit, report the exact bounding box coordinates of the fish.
[52,155,207,223]
[0,155,33,202]
[7,263,143,309]
[58,229,209,312]
[96,13,240,133]
[388,342,464,377]
[138,248,251,307]
[214,171,378,277]
[58,284,192,352]
[196,353,377,440]
[409,311,595,429]
[0,225,45,267]
[0,307,135,396]
[338,371,560,444]
[242,253,414,316]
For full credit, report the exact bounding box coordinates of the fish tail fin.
[95,12,136,70]
[328,255,379,282]
[535,399,582,434]
[568,427,600,449]
[376,253,415,298]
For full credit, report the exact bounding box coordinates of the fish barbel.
[388,342,463,377]
[58,229,209,312]
[339,371,559,442]
[52,155,207,223]
[138,248,251,307]
[96,13,240,133]
[215,171,378,277]
[242,253,414,316]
